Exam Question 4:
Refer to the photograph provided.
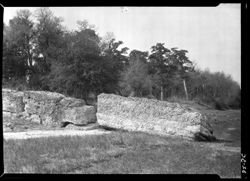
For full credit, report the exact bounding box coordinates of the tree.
[120,51,153,97]
[169,48,194,100]
[129,50,149,64]
[46,24,101,97]
[3,28,26,80]
[3,10,35,83]
[102,38,129,73]
[187,68,241,109]
[99,32,115,55]
[46,21,124,100]
[77,19,96,31]
[34,7,65,74]
[148,43,171,100]
[32,7,65,89]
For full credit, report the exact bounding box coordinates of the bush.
[214,98,228,110]
[2,77,30,91]
[186,69,241,110]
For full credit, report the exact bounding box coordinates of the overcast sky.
[3,4,241,86]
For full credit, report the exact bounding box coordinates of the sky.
[3,4,241,86]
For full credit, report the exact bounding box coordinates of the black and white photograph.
[2,4,243,178]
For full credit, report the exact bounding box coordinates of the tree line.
[2,8,241,109]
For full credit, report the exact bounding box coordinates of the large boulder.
[59,97,86,108]
[61,106,97,125]
[2,89,25,113]
[23,91,66,126]
[97,93,215,141]
[2,111,20,131]
[2,89,96,129]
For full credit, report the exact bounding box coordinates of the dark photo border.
[0,1,247,180]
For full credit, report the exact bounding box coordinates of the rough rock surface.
[2,89,96,129]
[61,106,97,125]
[22,91,65,126]
[97,93,215,141]
[2,89,25,113]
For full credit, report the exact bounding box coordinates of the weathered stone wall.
[97,93,215,141]
[2,89,96,129]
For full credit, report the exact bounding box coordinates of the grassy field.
[4,130,240,176]
[3,101,241,177]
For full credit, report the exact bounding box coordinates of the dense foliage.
[2,8,241,109]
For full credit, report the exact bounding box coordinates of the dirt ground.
[3,129,111,140]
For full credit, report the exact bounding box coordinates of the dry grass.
[4,130,240,177]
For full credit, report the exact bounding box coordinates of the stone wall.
[2,89,96,129]
[97,93,215,141]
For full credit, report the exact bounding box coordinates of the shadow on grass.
[97,126,133,133]
[213,138,233,143]
[98,126,235,144]
[194,133,233,144]
[98,125,123,131]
